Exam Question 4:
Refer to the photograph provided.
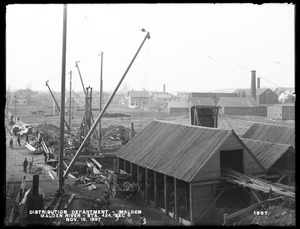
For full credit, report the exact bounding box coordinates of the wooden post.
[116,158,120,173]
[174,178,178,220]
[123,159,126,173]
[130,163,133,176]
[145,168,148,204]
[212,179,216,209]
[154,171,157,207]
[164,175,168,215]
[189,183,193,225]
[113,159,116,172]
[137,165,140,187]
[223,213,228,225]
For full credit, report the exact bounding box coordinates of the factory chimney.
[257,77,260,89]
[163,84,166,93]
[251,70,256,100]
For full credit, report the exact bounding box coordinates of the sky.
[6,3,295,94]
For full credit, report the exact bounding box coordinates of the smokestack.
[163,84,165,93]
[251,70,256,100]
[257,77,260,89]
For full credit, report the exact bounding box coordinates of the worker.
[9,138,13,148]
[139,213,146,226]
[23,158,28,173]
[17,136,21,147]
[17,117,20,122]
[130,182,138,205]
[29,159,33,173]
[25,134,29,144]
[44,152,48,164]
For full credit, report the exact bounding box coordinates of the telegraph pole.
[14,96,17,123]
[99,52,103,148]
[69,71,72,134]
[58,4,67,195]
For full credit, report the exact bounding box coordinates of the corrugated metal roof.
[188,97,217,106]
[242,123,295,148]
[217,97,258,107]
[116,120,236,182]
[241,138,294,170]
[128,90,149,98]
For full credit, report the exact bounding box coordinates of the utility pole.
[99,52,103,148]
[58,3,67,195]
[69,71,72,134]
[14,96,17,123]
[45,80,70,131]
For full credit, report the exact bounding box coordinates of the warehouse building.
[116,121,265,225]
[216,97,258,115]
[267,103,295,120]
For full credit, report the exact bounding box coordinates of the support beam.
[137,166,140,187]
[154,171,157,208]
[63,30,150,178]
[189,183,193,225]
[145,168,148,204]
[174,178,178,220]
[130,163,133,176]
[164,175,168,215]
[116,158,120,173]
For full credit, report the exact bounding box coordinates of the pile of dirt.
[102,125,131,141]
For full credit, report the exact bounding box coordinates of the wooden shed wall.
[192,150,220,182]
[219,134,264,175]
[190,182,213,223]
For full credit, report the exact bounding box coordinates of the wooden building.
[267,104,295,120]
[116,121,265,225]
[241,138,295,185]
[167,101,189,116]
[242,123,295,148]
[127,90,150,107]
[216,97,258,115]
[234,88,278,105]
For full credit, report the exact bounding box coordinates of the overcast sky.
[6,3,294,94]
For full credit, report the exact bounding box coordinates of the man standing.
[9,138,13,149]
[44,152,48,164]
[25,134,29,144]
[29,159,33,173]
[17,136,21,147]
[139,214,146,226]
[23,158,28,173]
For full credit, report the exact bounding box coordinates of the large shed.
[242,123,295,148]
[241,138,295,185]
[116,121,265,225]
[216,97,258,115]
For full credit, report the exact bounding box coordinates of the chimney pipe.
[257,77,260,89]
[163,84,165,93]
[251,70,256,100]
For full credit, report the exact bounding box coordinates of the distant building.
[153,93,173,103]
[234,88,278,105]
[167,101,189,116]
[127,90,150,107]
[217,97,258,115]
[176,92,190,100]
[188,97,218,107]
[267,103,295,120]
[274,87,294,96]
[190,92,238,99]
[13,98,28,106]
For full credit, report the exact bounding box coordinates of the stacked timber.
[221,167,295,199]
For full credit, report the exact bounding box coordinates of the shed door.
[220,149,244,174]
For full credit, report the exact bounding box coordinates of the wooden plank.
[189,183,193,225]
[251,190,262,203]
[64,194,75,209]
[53,198,62,211]
[145,168,148,203]
[276,175,286,183]
[90,158,102,171]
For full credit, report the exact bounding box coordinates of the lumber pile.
[221,167,295,199]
